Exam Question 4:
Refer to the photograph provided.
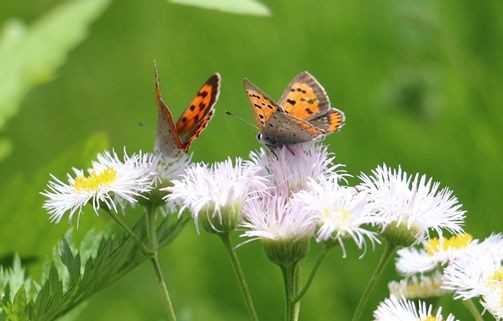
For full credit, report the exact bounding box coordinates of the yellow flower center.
[424,233,472,256]
[322,207,350,224]
[73,167,117,192]
[421,317,438,321]
[406,281,441,297]
[485,266,503,290]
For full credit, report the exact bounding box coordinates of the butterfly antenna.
[138,121,156,134]
[225,110,259,130]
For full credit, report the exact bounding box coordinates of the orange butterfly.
[244,71,344,149]
[154,65,220,157]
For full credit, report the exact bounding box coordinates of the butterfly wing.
[243,79,284,129]
[175,73,221,151]
[308,108,346,133]
[180,108,216,152]
[262,112,325,146]
[154,66,183,158]
[278,71,330,121]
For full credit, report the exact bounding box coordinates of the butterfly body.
[155,65,220,157]
[244,71,344,149]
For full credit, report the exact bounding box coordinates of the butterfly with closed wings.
[243,71,345,150]
[155,65,220,158]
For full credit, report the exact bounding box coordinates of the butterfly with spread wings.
[155,65,220,157]
[243,71,345,149]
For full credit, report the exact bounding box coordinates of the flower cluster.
[442,234,503,319]
[388,231,503,320]
[43,142,468,257]
[159,142,471,269]
[241,143,379,262]
[42,129,502,321]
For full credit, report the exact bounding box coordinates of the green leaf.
[0,0,111,160]
[59,239,81,288]
[0,216,188,321]
[169,0,271,16]
[10,287,28,321]
[0,256,33,305]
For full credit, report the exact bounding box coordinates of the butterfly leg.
[285,145,296,156]
[270,148,278,159]
[265,145,278,159]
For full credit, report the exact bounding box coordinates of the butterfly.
[243,71,345,149]
[154,65,220,157]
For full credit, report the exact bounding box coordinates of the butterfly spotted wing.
[262,111,325,147]
[278,71,330,120]
[155,66,220,157]
[279,71,345,133]
[243,79,324,148]
[176,73,220,151]
[155,67,183,158]
[309,109,345,132]
[244,79,284,129]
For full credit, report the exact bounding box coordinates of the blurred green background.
[1,0,502,320]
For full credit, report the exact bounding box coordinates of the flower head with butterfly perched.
[149,64,221,208]
[243,71,345,149]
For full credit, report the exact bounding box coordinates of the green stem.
[104,206,177,320]
[102,208,153,256]
[351,242,398,321]
[219,233,259,321]
[462,299,484,321]
[150,254,177,321]
[293,265,300,321]
[145,205,177,321]
[280,263,300,321]
[292,245,332,303]
[145,204,159,251]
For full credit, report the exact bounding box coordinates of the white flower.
[442,234,503,298]
[442,234,503,320]
[150,152,191,184]
[388,271,450,299]
[483,286,503,320]
[358,164,465,244]
[42,150,155,223]
[396,233,476,275]
[292,175,380,256]
[250,143,347,194]
[373,296,458,321]
[241,188,316,242]
[164,158,266,232]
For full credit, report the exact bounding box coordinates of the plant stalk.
[351,242,398,321]
[219,233,259,321]
[280,263,300,321]
[462,299,484,321]
[145,205,177,321]
[103,208,152,256]
[150,254,177,321]
[293,245,332,303]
